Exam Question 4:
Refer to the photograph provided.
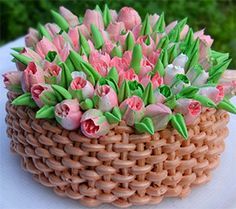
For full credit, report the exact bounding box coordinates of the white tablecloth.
[0,38,236,209]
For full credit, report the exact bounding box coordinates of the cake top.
[3,5,236,139]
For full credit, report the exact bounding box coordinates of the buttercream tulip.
[164,64,185,85]
[44,62,61,83]
[59,6,79,27]
[153,89,166,104]
[172,53,188,68]
[221,81,236,99]
[83,9,104,31]
[25,28,39,47]
[80,109,110,138]
[119,69,139,86]
[149,14,159,27]
[102,40,115,54]
[107,22,125,42]
[175,99,201,125]
[194,29,214,47]
[137,36,155,57]
[139,58,154,78]
[21,62,45,92]
[151,72,164,89]
[35,37,58,59]
[52,36,71,61]
[45,23,60,38]
[71,71,87,80]
[147,49,161,65]
[198,85,224,104]
[187,69,209,86]
[31,83,53,107]
[69,76,94,100]
[145,103,172,131]
[119,96,145,126]
[132,24,141,40]
[118,7,141,30]
[94,85,118,112]
[89,51,111,76]
[22,47,42,63]
[110,9,118,22]
[55,99,82,130]
[3,71,22,92]
[165,21,189,39]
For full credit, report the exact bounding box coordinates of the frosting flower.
[35,37,58,59]
[59,6,79,27]
[145,104,172,131]
[119,96,145,126]
[119,69,139,86]
[164,64,185,85]
[94,85,118,112]
[2,71,22,92]
[175,99,201,125]
[80,109,110,138]
[83,9,104,31]
[21,62,45,92]
[172,53,188,68]
[55,99,82,130]
[107,22,125,42]
[69,76,94,101]
[199,85,224,104]
[25,28,39,47]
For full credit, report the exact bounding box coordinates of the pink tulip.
[220,81,236,99]
[15,61,27,72]
[117,7,141,30]
[153,89,166,104]
[83,9,104,31]
[55,99,82,130]
[132,24,141,40]
[110,9,118,22]
[80,109,110,138]
[119,96,145,126]
[199,85,224,104]
[165,21,189,39]
[21,62,45,92]
[164,64,185,85]
[194,29,214,47]
[25,28,39,47]
[139,58,154,78]
[119,69,139,86]
[140,74,151,87]
[89,51,111,76]
[53,35,66,51]
[110,51,132,72]
[45,23,60,38]
[59,6,79,27]
[31,83,53,107]
[102,40,115,54]
[3,71,22,92]
[175,99,201,125]
[149,14,159,27]
[21,47,42,63]
[94,85,118,112]
[43,61,61,83]
[69,76,94,100]
[107,22,125,42]
[136,36,155,57]
[145,103,172,131]
[35,37,58,59]
[151,72,164,89]
[172,53,188,68]
[147,49,161,65]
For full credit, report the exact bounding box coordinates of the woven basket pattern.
[5,92,229,207]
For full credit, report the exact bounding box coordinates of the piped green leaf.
[153,12,165,33]
[192,94,216,108]
[185,49,199,70]
[38,23,52,40]
[11,53,32,65]
[157,35,169,49]
[79,30,91,55]
[168,44,178,63]
[106,67,119,84]
[12,92,37,108]
[51,10,69,32]
[103,4,112,28]
[217,99,236,114]
[40,91,58,106]
[91,24,104,49]
[135,117,154,135]
[51,84,72,101]
[159,85,172,98]
[130,44,142,74]
[11,47,24,53]
[104,107,122,124]
[125,32,135,51]
[143,83,155,105]
[36,105,55,119]
[153,59,165,76]
[80,98,94,111]
[59,62,73,88]
[45,51,57,62]
[140,14,151,35]
[111,46,122,58]
[159,49,168,67]
[118,80,131,103]
[176,86,199,99]
[171,113,188,139]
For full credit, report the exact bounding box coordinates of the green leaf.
[79,30,91,56]
[51,84,72,101]
[157,35,169,49]
[11,53,32,65]
[11,47,24,53]
[159,85,172,98]
[51,10,69,32]
[217,99,236,114]
[135,117,155,135]
[185,49,199,70]
[36,105,55,119]
[192,94,216,108]
[168,44,178,63]
[59,62,73,88]
[65,56,74,71]
[176,86,199,99]
[98,77,118,93]
[171,113,188,139]
[91,24,104,49]
[103,4,112,27]
[69,50,84,70]
[104,107,122,124]
[37,23,52,40]
[159,49,168,67]
[80,98,94,111]
[95,5,103,14]
[182,28,194,47]
[111,46,122,58]
[125,32,135,51]
[130,44,142,74]
[45,51,57,62]
[12,93,36,108]
[140,14,151,35]
[185,38,199,57]
[106,67,119,84]
[165,95,177,109]
[153,59,165,76]
[80,62,98,85]
[118,80,131,103]
[168,26,180,42]
[153,12,165,33]
[40,91,58,106]
[143,83,155,105]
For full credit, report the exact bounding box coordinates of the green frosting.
[125,32,135,51]
[95,5,103,14]
[153,12,165,33]
[111,46,122,58]
[118,80,131,103]
[217,99,236,114]
[128,80,144,98]
[99,77,118,93]
[104,107,122,124]
[170,113,188,139]
[79,30,91,56]
[40,91,58,106]
[106,67,119,85]
[185,38,199,58]
[130,44,142,74]
[211,50,229,65]
[165,95,177,109]
[51,9,69,32]
[36,105,55,119]
[91,24,104,49]
[38,23,52,40]
[51,84,72,101]
[168,26,180,42]
[140,14,151,35]
[45,51,57,62]
[103,4,112,28]
[135,117,155,135]
[185,49,199,70]
[159,49,168,68]
[11,47,24,53]
[12,92,37,108]
[153,59,165,76]
[59,62,73,88]
[80,98,94,111]
[176,86,199,99]
[11,52,32,66]
[159,85,172,98]
[143,83,155,105]
[80,59,101,81]
[192,94,216,108]
[168,44,178,63]
[157,35,169,49]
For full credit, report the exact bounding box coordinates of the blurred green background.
[0,0,236,68]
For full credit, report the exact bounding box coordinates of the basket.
[5,91,229,208]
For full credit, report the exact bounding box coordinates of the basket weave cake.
[3,4,236,208]
[6,92,229,207]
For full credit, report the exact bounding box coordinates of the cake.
[3,5,236,207]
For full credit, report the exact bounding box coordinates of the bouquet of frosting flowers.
[3,5,236,139]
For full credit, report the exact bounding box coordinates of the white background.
[0,38,236,209]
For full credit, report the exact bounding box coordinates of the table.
[0,38,236,209]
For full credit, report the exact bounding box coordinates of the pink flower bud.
[118,7,141,30]
[25,28,39,47]
[89,51,111,76]
[119,68,139,86]
[199,85,224,104]
[102,40,115,54]
[119,96,145,126]
[55,99,82,130]
[22,47,42,63]
[95,85,118,112]
[21,62,45,92]
[148,49,161,65]
[45,23,60,38]
[69,76,94,100]
[151,72,164,89]
[139,58,154,78]
[35,37,58,59]
[59,6,79,27]
[175,99,201,125]
[31,83,53,107]
[107,22,125,42]
[145,103,172,131]
[153,89,166,104]
[172,53,188,68]
[132,24,141,40]
[194,29,214,47]
[164,64,185,85]
[110,9,118,22]
[110,51,132,73]
[83,9,104,31]
[136,36,155,57]
[3,71,22,92]
[80,109,110,138]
